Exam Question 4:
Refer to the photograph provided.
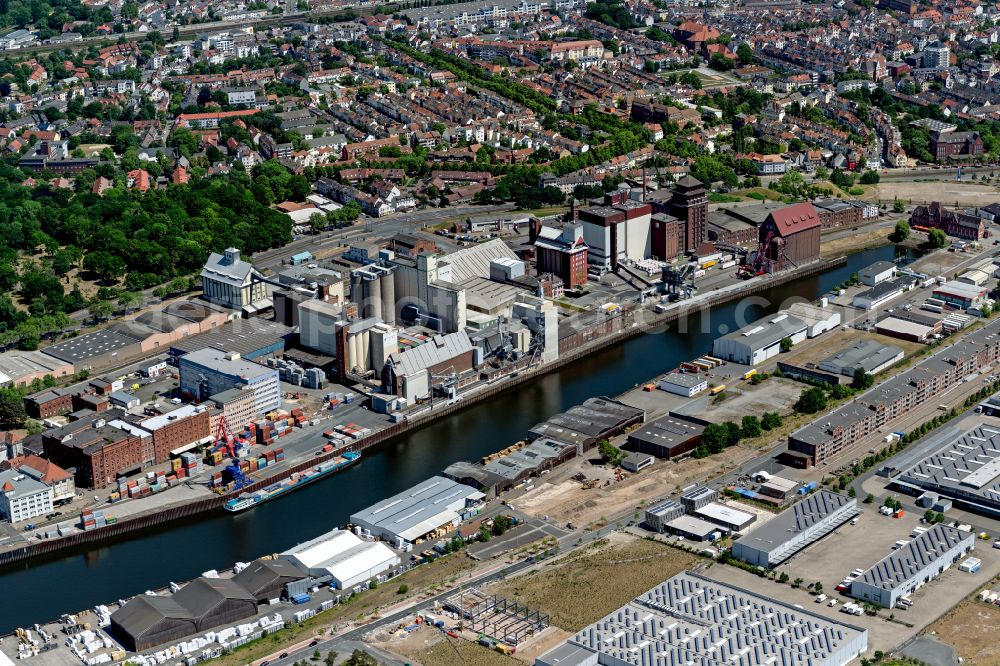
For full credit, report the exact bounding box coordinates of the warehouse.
[281,528,400,589]
[482,438,577,492]
[694,502,757,532]
[895,425,1000,518]
[732,491,857,567]
[852,277,910,311]
[875,315,937,343]
[535,571,868,666]
[784,302,841,338]
[712,313,808,366]
[758,475,798,501]
[933,281,989,310]
[665,515,722,541]
[111,578,258,652]
[231,558,305,604]
[818,340,904,377]
[860,261,896,286]
[658,372,707,397]
[350,476,485,548]
[643,499,685,533]
[624,414,703,459]
[851,525,975,608]
[529,397,644,449]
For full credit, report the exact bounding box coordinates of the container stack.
[80,509,107,530]
[181,452,203,477]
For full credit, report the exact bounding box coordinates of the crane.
[215,415,238,460]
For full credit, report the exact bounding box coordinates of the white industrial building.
[859,261,896,286]
[511,294,559,364]
[853,277,909,311]
[732,491,858,567]
[535,571,869,666]
[785,302,842,337]
[658,372,707,397]
[712,314,808,366]
[298,300,342,356]
[694,501,757,532]
[850,525,975,608]
[280,528,400,590]
[200,248,269,313]
[178,348,280,416]
[350,476,485,549]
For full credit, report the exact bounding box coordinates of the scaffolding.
[445,590,549,645]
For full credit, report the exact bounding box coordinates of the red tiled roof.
[769,202,820,235]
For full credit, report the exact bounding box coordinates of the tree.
[598,439,624,465]
[0,388,27,429]
[779,336,794,352]
[863,493,875,504]
[761,412,782,430]
[859,170,880,184]
[343,650,378,666]
[478,524,491,542]
[848,486,857,497]
[778,572,790,584]
[493,514,513,536]
[741,415,762,438]
[737,42,754,65]
[852,368,874,390]
[982,302,993,318]
[396,583,408,595]
[88,300,114,323]
[923,509,936,523]
[893,198,906,214]
[792,577,803,588]
[928,228,948,248]
[794,388,828,414]
[813,581,823,593]
[893,219,910,242]
[313,650,322,660]
[700,423,730,455]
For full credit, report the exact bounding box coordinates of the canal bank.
[0,245,919,632]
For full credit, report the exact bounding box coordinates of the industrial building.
[230,558,305,604]
[894,425,1000,518]
[788,319,1000,466]
[784,302,842,337]
[532,222,588,290]
[713,313,808,366]
[350,476,485,548]
[578,200,653,272]
[528,397,645,450]
[850,525,975,608]
[818,340,904,377]
[757,202,822,271]
[200,247,269,313]
[167,319,291,363]
[280,528,400,590]
[535,571,868,666]
[853,277,911,311]
[732,491,858,567]
[658,372,707,397]
[643,498,685,532]
[625,415,703,459]
[664,515,722,541]
[860,261,896,286]
[933,281,990,310]
[694,501,757,532]
[479,438,576,493]
[178,348,281,417]
[380,331,476,402]
[111,578,259,652]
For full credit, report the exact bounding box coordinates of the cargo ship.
[223,451,361,513]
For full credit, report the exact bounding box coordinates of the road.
[251,204,513,273]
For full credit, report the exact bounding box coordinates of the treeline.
[0,158,293,337]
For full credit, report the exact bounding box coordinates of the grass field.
[488,534,697,631]
[392,635,521,666]
[927,599,1000,665]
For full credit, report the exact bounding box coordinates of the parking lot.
[712,508,1000,652]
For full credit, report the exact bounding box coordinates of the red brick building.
[139,406,212,462]
[930,131,984,161]
[910,202,985,240]
[532,222,589,289]
[759,202,822,270]
[43,421,145,489]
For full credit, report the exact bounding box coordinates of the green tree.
[859,170,880,184]
[778,572,790,584]
[741,415,762,438]
[792,577,803,588]
[88,299,114,323]
[343,650,378,666]
[893,198,906,214]
[779,336,794,352]
[396,583,408,595]
[852,368,874,390]
[761,412,782,430]
[700,423,730,455]
[0,388,27,429]
[737,42,754,65]
[813,581,823,593]
[598,439,624,465]
[493,514,513,536]
[794,388,828,414]
[893,219,910,242]
[928,228,948,248]
[863,493,875,504]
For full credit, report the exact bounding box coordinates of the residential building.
[0,469,53,523]
[1,454,75,503]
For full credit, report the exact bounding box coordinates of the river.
[0,244,921,632]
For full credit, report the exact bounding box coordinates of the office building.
[643,499,685,532]
[0,469,53,523]
[178,348,280,417]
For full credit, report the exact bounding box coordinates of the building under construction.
[445,588,549,645]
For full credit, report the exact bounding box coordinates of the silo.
[379,271,396,325]
[350,272,364,309]
[348,332,360,374]
[366,275,382,321]
[360,329,371,372]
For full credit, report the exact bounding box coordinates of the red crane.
[739,228,775,278]
[215,415,237,459]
